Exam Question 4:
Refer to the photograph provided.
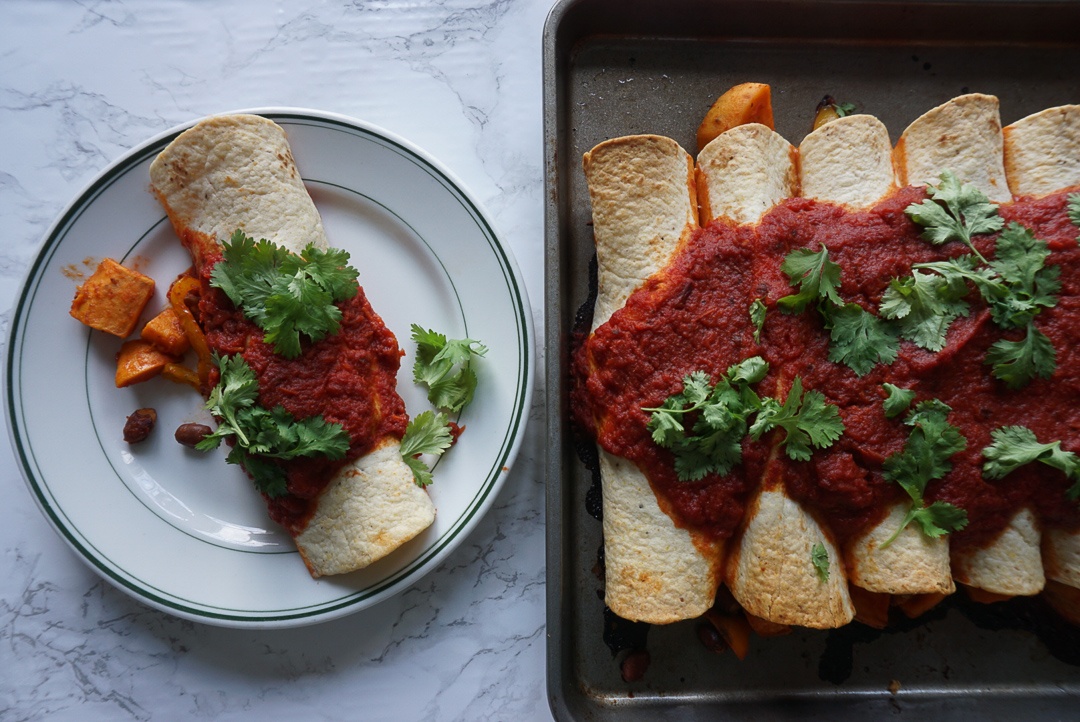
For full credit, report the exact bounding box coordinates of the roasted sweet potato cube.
[115,339,172,388]
[696,82,774,152]
[70,258,155,338]
[141,307,190,356]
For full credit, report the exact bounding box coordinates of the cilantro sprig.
[196,353,350,497]
[778,174,1061,386]
[399,411,454,488]
[777,246,899,375]
[750,298,766,344]
[210,230,359,359]
[643,357,769,481]
[411,325,488,413]
[903,179,1061,387]
[644,357,843,480]
[750,376,846,462]
[882,383,915,419]
[880,400,968,546]
[904,170,1004,257]
[982,425,1080,499]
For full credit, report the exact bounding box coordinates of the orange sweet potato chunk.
[141,307,191,356]
[115,339,172,388]
[696,82,774,152]
[70,258,155,338]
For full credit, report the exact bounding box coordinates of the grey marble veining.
[1,1,552,719]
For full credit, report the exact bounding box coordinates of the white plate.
[6,109,533,628]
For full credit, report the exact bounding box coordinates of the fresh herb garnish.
[1068,193,1080,240]
[811,542,830,582]
[778,246,898,375]
[904,170,1004,254]
[643,357,769,481]
[879,269,970,352]
[411,325,488,413]
[825,302,900,375]
[750,376,846,462]
[196,353,350,497]
[882,383,916,419]
[777,246,843,313]
[210,230,359,359]
[399,410,454,487]
[750,298,766,344]
[880,400,968,546]
[982,425,1080,499]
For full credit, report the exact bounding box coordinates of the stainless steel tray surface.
[543,0,1080,718]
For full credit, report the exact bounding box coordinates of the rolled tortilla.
[899,95,1046,596]
[895,93,1011,203]
[696,122,796,226]
[1003,104,1080,197]
[1004,105,1080,591]
[798,114,956,596]
[149,114,435,577]
[699,124,854,628]
[798,114,897,209]
[952,508,1045,596]
[582,135,720,623]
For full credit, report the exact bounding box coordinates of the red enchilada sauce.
[572,186,1080,549]
[194,249,407,535]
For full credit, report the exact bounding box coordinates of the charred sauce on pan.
[194,248,408,535]
[572,186,1080,550]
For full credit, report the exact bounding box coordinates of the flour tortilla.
[1004,105,1080,197]
[799,114,897,208]
[896,93,1011,203]
[582,135,718,623]
[796,113,955,596]
[149,114,435,577]
[890,95,1051,596]
[698,125,853,628]
[1003,104,1080,592]
[952,508,1044,596]
[1044,527,1080,589]
[696,123,797,226]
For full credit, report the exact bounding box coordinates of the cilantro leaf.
[904,170,1004,257]
[882,383,916,418]
[750,376,845,462]
[982,425,1080,498]
[411,325,488,413]
[906,501,969,539]
[985,323,1056,389]
[984,223,1060,329]
[879,270,969,352]
[750,298,766,344]
[835,102,857,117]
[1068,193,1080,240]
[824,302,900,376]
[643,357,769,481]
[399,410,453,487]
[811,542,830,583]
[880,400,968,546]
[210,230,359,358]
[196,353,351,497]
[777,247,843,313]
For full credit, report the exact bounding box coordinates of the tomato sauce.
[572,187,1080,549]
[196,253,407,535]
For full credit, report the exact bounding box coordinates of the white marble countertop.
[1,1,554,719]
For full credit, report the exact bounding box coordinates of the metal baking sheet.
[543,0,1080,718]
